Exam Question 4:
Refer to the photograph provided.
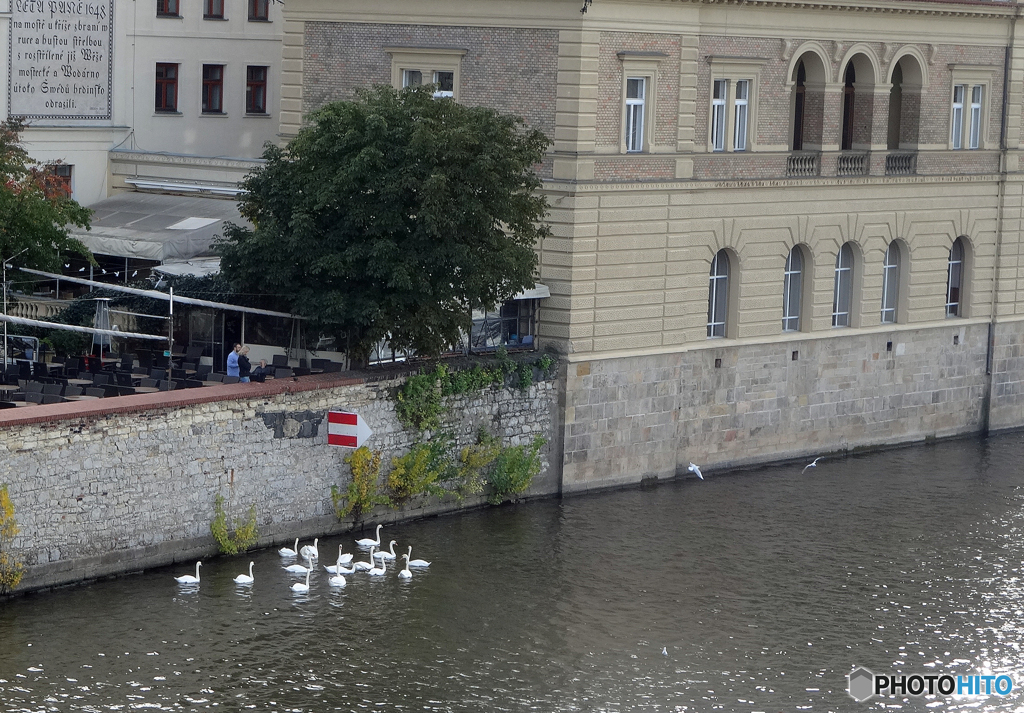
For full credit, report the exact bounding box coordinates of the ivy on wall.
[210,494,259,555]
[0,484,24,595]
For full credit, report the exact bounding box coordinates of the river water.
[4,433,1024,711]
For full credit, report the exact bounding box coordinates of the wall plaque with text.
[8,0,114,120]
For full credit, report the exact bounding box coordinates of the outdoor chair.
[206,372,224,382]
[196,364,212,379]
[42,383,63,396]
[293,367,310,377]
[272,354,289,368]
[150,368,167,380]
[102,385,121,398]
[24,392,43,404]
[274,368,292,379]
[64,385,83,398]
[64,358,81,378]
[41,393,63,404]
[158,380,177,391]
[139,378,158,388]
[222,375,239,384]
[0,401,17,409]
[92,373,110,386]
[185,345,204,362]
[116,372,133,387]
[85,387,105,398]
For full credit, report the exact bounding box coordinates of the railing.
[837,152,869,177]
[786,152,820,177]
[6,296,68,320]
[885,151,917,176]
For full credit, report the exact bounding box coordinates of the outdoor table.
[133,386,160,394]
[67,378,94,387]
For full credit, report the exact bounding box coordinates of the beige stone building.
[281,0,1024,491]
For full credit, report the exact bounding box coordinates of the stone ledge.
[0,373,364,429]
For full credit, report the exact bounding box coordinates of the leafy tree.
[0,119,92,271]
[217,84,551,361]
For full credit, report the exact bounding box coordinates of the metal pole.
[167,286,174,384]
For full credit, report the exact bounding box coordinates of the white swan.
[283,556,312,574]
[233,561,255,584]
[367,556,387,576]
[299,538,319,560]
[353,546,376,571]
[279,538,300,557]
[325,546,356,575]
[174,561,201,584]
[355,524,382,549]
[291,569,311,593]
[328,573,347,587]
[406,545,431,568]
[373,540,398,561]
[398,554,412,580]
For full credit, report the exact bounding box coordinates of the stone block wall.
[561,320,999,491]
[0,376,560,592]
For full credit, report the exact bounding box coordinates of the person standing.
[226,343,241,377]
[238,346,252,383]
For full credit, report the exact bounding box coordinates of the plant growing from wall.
[451,429,502,500]
[210,494,259,555]
[487,436,546,505]
[332,446,388,520]
[387,435,454,504]
[394,364,446,431]
[0,484,23,595]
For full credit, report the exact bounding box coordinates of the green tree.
[218,84,550,361]
[0,119,92,271]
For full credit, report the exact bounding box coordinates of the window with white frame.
[782,246,803,332]
[625,77,646,153]
[832,243,854,328]
[880,242,900,324]
[707,57,762,153]
[949,67,991,150]
[386,47,466,102]
[946,237,965,317]
[734,80,749,151]
[707,250,730,338]
[711,79,727,152]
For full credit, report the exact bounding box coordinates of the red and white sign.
[327,410,373,448]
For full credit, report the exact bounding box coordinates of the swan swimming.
[398,554,412,580]
[174,561,201,584]
[802,456,824,473]
[233,561,255,584]
[367,556,387,577]
[283,557,312,574]
[328,572,347,587]
[355,524,382,549]
[323,544,353,571]
[291,569,311,593]
[373,540,399,561]
[279,538,300,557]
[354,546,376,571]
[687,462,704,480]
[299,538,319,560]
[406,545,431,568]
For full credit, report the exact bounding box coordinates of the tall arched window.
[707,250,729,338]
[841,63,856,151]
[792,61,806,150]
[880,242,900,324]
[946,237,965,317]
[832,243,854,327]
[782,246,803,331]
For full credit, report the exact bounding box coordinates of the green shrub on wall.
[488,436,546,505]
[387,435,454,504]
[452,430,502,500]
[0,484,24,595]
[210,494,259,555]
[332,446,389,520]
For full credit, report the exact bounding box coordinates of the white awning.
[69,192,246,262]
[152,258,222,278]
[513,284,550,300]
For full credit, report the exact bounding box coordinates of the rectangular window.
[403,70,422,87]
[49,164,72,197]
[625,77,646,153]
[969,85,982,150]
[202,64,224,113]
[246,66,268,114]
[157,0,179,16]
[711,79,727,152]
[433,71,454,98]
[155,63,178,112]
[733,80,749,152]
[248,0,269,21]
[951,84,964,150]
[204,0,223,18]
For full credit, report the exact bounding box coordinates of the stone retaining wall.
[0,373,560,592]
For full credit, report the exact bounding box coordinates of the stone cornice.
[664,0,1018,19]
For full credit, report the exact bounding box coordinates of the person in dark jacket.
[238,346,252,383]
[251,359,273,382]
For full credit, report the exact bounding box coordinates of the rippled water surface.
[5,434,1024,711]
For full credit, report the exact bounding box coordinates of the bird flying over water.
[802,457,824,474]
[687,462,704,480]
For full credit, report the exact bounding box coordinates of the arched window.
[880,242,900,324]
[946,238,965,317]
[841,63,856,151]
[792,61,806,150]
[707,250,729,338]
[832,243,854,327]
[782,246,803,331]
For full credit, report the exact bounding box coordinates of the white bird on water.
[284,556,313,575]
[398,554,412,580]
[802,457,824,474]
[355,524,383,549]
[174,561,201,584]
[299,538,319,560]
[373,540,399,561]
[406,545,431,568]
[687,462,704,480]
[233,561,255,585]
[279,538,300,557]
[291,569,312,593]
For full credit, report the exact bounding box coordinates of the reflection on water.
[4,433,1024,710]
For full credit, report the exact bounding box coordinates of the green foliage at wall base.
[387,435,454,504]
[487,436,546,505]
[452,430,502,500]
[210,494,259,555]
[333,446,389,520]
[0,484,24,595]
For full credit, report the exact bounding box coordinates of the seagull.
[662,646,668,656]
[64,263,70,268]
[687,462,704,480]
[802,457,824,474]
